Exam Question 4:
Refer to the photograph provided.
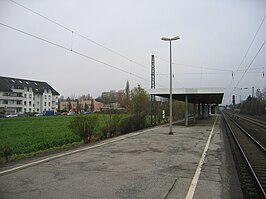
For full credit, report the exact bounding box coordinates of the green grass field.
[0,114,118,163]
[0,113,154,163]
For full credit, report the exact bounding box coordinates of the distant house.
[0,76,60,114]
[59,99,103,113]
[101,89,126,109]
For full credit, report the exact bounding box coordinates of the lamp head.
[171,36,180,40]
[161,36,180,41]
[161,37,170,41]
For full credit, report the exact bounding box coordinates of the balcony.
[12,88,24,93]
[0,95,24,101]
[0,92,24,100]
[0,104,23,108]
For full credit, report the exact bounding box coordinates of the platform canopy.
[149,87,224,104]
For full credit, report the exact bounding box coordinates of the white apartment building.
[0,76,60,114]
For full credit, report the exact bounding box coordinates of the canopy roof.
[149,87,224,104]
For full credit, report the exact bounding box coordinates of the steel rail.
[234,113,266,129]
[230,118,266,152]
[222,112,266,198]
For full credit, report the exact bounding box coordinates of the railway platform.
[0,115,243,198]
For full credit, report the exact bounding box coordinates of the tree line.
[238,88,266,116]
[69,82,187,144]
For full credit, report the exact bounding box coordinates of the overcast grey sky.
[0,0,265,105]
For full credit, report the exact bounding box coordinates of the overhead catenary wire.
[225,14,266,102]
[234,39,266,91]
[234,15,266,75]
[155,55,233,72]
[8,0,149,71]
[254,69,266,88]
[157,72,229,75]
[156,73,185,88]
[156,55,266,73]
[223,15,266,105]
[236,66,266,71]
[224,39,266,104]
[156,70,264,77]
[0,22,166,88]
[6,0,266,101]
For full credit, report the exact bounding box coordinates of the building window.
[48,102,51,106]
[44,95,47,100]
[37,108,39,111]
[24,101,27,106]
[29,94,32,99]
[3,100,8,104]
[29,101,32,106]
[48,95,51,100]
[29,108,31,112]
[44,102,47,106]
[37,101,39,105]
[24,94,27,98]
[24,108,26,112]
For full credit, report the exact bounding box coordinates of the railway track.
[222,111,266,198]
[231,112,266,150]
[234,113,266,129]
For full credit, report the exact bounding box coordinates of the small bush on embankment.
[116,114,146,134]
[101,114,122,139]
[69,114,98,143]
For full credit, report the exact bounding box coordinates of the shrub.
[157,113,162,124]
[69,115,98,143]
[118,114,146,134]
[118,116,134,134]
[131,114,146,130]
[1,146,13,163]
[101,114,121,138]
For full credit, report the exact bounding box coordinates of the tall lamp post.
[161,36,180,135]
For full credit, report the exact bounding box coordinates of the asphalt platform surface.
[0,115,243,198]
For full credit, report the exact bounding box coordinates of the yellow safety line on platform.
[185,115,219,199]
